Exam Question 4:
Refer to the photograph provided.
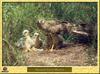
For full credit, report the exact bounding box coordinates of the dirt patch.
[23,44,97,66]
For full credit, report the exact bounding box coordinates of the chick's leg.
[24,44,31,52]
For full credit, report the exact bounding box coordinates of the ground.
[22,43,97,66]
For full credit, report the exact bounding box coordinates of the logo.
[2,67,9,72]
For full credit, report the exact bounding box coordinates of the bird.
[32,32,43,49]
[37,19,89,52]
[16,30,43,52]
[22,29,34,52]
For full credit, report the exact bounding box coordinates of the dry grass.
[21,43,97,66]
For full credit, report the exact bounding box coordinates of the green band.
[27,67,72,72]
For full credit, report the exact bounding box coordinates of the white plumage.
[16,30,43,52]
[23,30,34,52]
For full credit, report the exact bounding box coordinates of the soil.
[22,43,97,66]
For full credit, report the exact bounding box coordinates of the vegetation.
[2,2,97,66]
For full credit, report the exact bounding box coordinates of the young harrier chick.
[33,32,43,49]
[23,30,34,52]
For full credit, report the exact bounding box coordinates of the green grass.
[2,2,97,66]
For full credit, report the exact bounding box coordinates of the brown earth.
[22,43,97,66]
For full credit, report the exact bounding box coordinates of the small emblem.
[2,67,9,72]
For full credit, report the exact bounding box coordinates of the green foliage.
[2,2,97,66]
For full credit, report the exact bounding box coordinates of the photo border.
[0,0,99,73]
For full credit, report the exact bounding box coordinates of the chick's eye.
[24,32,27,34]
